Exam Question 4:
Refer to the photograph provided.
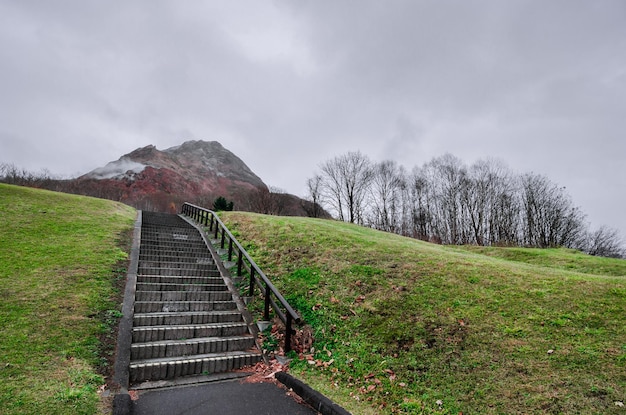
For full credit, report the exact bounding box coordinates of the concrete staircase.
[128,211,261,385]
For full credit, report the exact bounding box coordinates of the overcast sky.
[1,1,625,236]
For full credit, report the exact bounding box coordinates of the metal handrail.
[181,202,301,352]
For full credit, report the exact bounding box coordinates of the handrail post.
[228,238,233,261]
[210,215,215,232]
[285,313,293,353]
[220,227,226,249]
[249,268,256,296]
[237,250,243,276]
[264,283,271,321]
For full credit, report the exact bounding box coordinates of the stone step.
[139,260,216,269]
[140,230,203,236]
[139,244,207,252]
[133,311,243,326]
[140,246,211,254]
[132,322,249,342]
[138,262,217,272]
[138,254,214,263]
[141,226,196,232]
[139,241,207,253]
[137,275,223,284]
[130,335,256,360]
[135,282,228,292]
[139,254,215,264]
[139,236,205,244]
[137,267,218,277]
[129,351,262,383]
[135,290,232,302]
[134,300,237,313]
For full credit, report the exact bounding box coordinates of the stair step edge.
[130,350,262,366]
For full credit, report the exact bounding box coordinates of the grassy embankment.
[0,184,135,414]
[221,212,626,415]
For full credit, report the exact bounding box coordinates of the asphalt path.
[132,379,319,415]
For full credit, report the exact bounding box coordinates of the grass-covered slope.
[0,184,135,414]
[221,212,626,415]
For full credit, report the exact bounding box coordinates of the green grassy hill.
[0,184,135,414]
[221,212,626,415]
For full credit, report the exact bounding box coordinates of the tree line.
[306,152,625,258]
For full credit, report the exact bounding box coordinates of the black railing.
[181,202,301,352]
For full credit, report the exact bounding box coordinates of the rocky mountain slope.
[46,140,320,216]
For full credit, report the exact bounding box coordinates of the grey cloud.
[0,0,624,237]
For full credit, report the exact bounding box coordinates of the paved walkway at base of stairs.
[132,379,318,415]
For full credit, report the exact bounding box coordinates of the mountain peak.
[79,139,267,205]
[50,139,322,217]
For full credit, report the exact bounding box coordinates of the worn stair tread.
[136,277,223,286]
[130,349,261,366]
[130,335,256,359]
[138,263,216,269]
[133,310,243,326]
[138,257,215,264]
[131,334,254,347]
[133,321,247,333]
[135,291,232,302]
[134,300,237,312]
[134,310,240,317]
[135,283,228,291]
[131,321,248,342]
[135,288,230,295]
[134,310,241,319]
[129,351,262,382]
[136,268,219,277]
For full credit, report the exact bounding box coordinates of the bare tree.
[520,173,586,248]
[407,166,434,241]
[304,175,324,218]
[462,158,518,246]
[585,226,625,258]
[426,154,467,244]
[318,151,373,224]
[369,160,405,232]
